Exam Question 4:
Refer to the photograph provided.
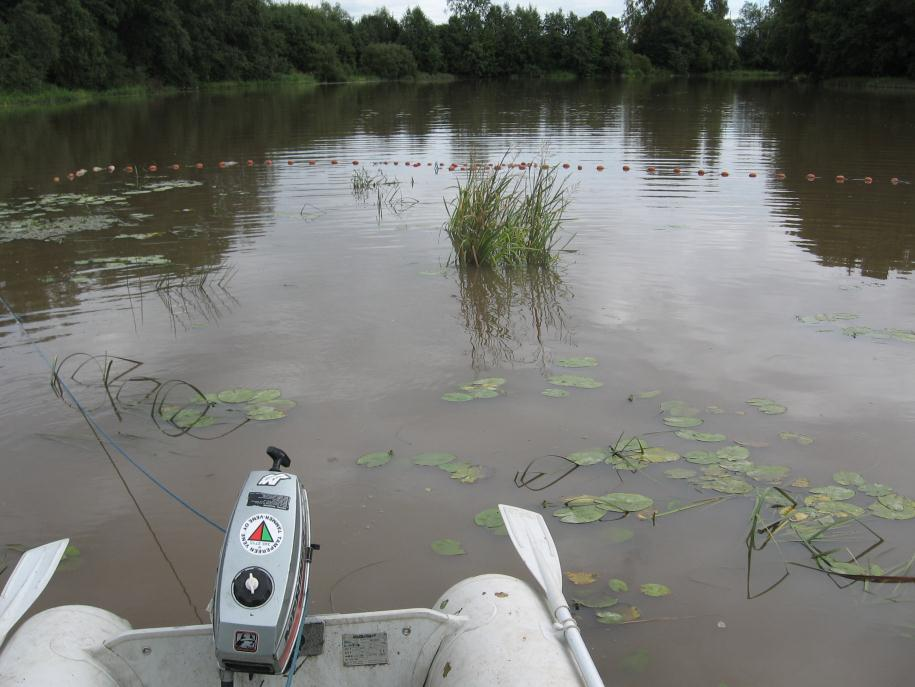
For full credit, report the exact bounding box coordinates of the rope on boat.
[0,292,227,534]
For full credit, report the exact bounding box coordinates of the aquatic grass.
[444,160,573,267]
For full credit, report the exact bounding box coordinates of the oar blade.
[498,505,563,597]
[0,539,69,647]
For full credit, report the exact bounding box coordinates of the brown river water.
[1,79,914,685]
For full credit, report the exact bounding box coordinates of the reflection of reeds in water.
[122,264,238,334]
[456,263,572,369]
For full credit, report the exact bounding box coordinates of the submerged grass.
[445,161,573,267]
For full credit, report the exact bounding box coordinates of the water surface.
[1,80,914,685]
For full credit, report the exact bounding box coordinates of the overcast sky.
[299,1,629,23]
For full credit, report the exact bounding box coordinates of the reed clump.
[445,162,573,267]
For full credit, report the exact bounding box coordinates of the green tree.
[399,7,443,73]
[360,42,417,79]
[0,1,60,91]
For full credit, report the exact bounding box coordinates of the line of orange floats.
[51,160,906,186]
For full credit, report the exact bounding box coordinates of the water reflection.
[455,264,572,370]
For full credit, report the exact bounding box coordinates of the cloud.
[292,1,628,24]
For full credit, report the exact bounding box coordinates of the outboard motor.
[213,447,316,683]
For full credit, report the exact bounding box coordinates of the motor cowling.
[213,450,312,676]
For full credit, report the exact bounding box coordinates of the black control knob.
[266,446,291,472]
[232,567,274,608]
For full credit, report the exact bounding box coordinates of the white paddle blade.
[498,505,563,598]
[0,539,69,647]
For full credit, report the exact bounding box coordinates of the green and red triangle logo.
[249,520,274,543]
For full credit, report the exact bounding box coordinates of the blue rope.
[0,293,226,534]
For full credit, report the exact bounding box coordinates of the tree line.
[0,0,911,94]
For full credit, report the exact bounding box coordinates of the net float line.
[48,158,910,187]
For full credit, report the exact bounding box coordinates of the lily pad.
[677,430,727,442]
[171,408,215,429]
[472,377,506,388]
[815,501,865,518]
[414,452,459,466]
[249,389,282,403]
[869,500,915,520]
[641,447,681,463]
[554,505,606,524]
[246,405,287,421]
[442,392,474,402]
[556,356,598,368]
[833,471,865,487]
[431,539,465,556]
[685,450,718,464]
[566,571,598,585]
[810,485,856,501]
[747,398,787,415]
[357,450,393,468]
[547,374,603,389]
[608,578,629,592]
[634,390,661,399]
[716,446,750,461]
[640,583,671,597]
[573,595,618,609]
[596,611,625,624]
[568,449,610,466]
[542,388,569,398]
[445,463,486,484]
[746,465,790,482]
[262,399,297,410]
[217,388,256,404]
[660,400,700,417]
[779,432,814,446]
[468,388,499,399]
[859,483,894,497]
[599,492,654,513]
[664,468,697,479]
[663,416,703,428]
[473,508,506,534]
[704,476,753,494]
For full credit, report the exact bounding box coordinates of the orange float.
[697,169,705,176]
[52,176,60,183]
[562,163,570,169]
[247,160,254,167]
[806,173,816,181]
[331,160,338,165]
[864,176,873,184]
[721,170,729,177]
[195,162,204,169]
[596,165,604,171]
[265,160,272,166]
[125,165,134,173]
[107,165,115,173]
[170,164,180,171]
[890,177,900,185]
[67,172,75,181]
[352,160,359,165]
[647,166,656,173]
[835,175,846,183]
[749,171,757,178]
[148,164,158,173]
[413,162,420,168]
[218,161,226,168]
[673,167,681,174]
[288,160,294,166]
[622,165,630,171]
[776,172,786,180]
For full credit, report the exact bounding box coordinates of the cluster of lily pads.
[797,313,915,344]
[542,356,603,397]
[566,571,671,625]
[158,387,295,428]
[442,377,506,402]
[356,450,488,484]
[0,182,203,243]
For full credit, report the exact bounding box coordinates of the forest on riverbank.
[0,0,912,96]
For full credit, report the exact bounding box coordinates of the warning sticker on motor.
[342,632,388,667]
[239,513,285,555]
[247,491,290,511]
